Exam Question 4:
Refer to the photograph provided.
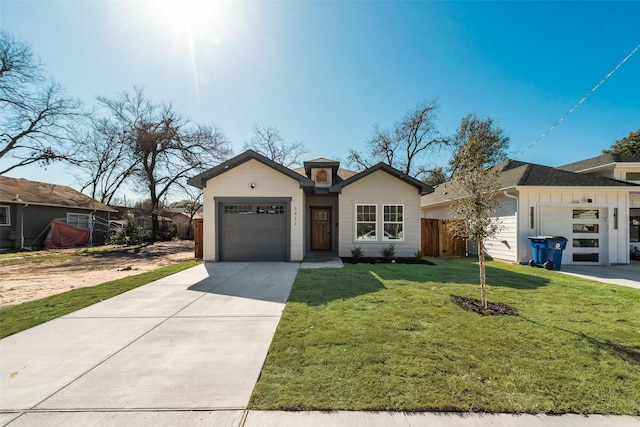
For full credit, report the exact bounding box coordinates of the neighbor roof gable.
[422,159,638,206]
[330,162,431,194]
[187,150,315,189]
[0,176,116,212]
[558,153,640,172]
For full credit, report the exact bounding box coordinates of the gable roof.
[330,162,431,195]
[558,153,640,172]
[423,159,638,206]
[292,166,357,181]
[187,150,315,189]
[0,176,117,212]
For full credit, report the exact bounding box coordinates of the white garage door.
[540,207,604,265]
[219,202,288,261]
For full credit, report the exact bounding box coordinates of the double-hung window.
[356,204,377,240]
[0,206,9,226]
[67,213,91,230]
[383,205,404,240]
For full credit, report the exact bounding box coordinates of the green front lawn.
[250,258,640,414]
[0,260,202,339]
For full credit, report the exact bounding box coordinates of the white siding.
[423,187,633,265]
[338,170,421,258]
[201,159,305,262]
[482,197,518,262]
[518,188,630,265]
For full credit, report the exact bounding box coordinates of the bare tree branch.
[243,125,308,167]
[348,99,448,177]
[0,31,82,174]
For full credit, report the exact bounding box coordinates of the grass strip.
[250,258,640,414]
[0,260,201,339]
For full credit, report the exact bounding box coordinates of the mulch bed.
[451,295,518,316]
[340,257,435,265]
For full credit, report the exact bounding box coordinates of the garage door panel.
[219,202,288,261]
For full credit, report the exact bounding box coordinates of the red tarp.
[44,220,90,249]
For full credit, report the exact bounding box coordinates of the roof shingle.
[0,176,116,212]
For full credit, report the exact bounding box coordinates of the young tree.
[602,129,640,157]
[347,99,448,178]
[242,125,308,167]
[0,31,81,174]
[448,115,510,309]
[93,87,232,240]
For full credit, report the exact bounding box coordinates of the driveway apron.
[0,262,299,422]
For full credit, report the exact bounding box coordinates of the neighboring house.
[187,150,430,262]
[558,153,640,255]
[421,156,640,266]
[0,176,117,249]
[163,207,203,240]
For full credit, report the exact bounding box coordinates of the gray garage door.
[219,202,288,261]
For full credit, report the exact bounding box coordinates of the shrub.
[351,246,365,261]
[414,249,424,260]
[381,243,396,260]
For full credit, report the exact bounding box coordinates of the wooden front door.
[311,208,331,250]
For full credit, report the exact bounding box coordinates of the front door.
[311,208,331,250]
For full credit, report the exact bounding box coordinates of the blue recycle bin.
[528,236,568,270]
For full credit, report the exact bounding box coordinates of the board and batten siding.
[338,170,421,258]
[201,159,305,262]
[466,196,518,262]
[517,188,631,265]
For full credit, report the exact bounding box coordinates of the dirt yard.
[0,241,196,307]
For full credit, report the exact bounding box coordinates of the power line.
[515,43,640,158]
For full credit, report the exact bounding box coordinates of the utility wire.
[515,43,640,158]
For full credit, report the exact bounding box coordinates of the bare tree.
[447,116,510,309]
[75,117,139,205]
[0,31,81,174]
[243,125,308,167]
[94,87,232,240]
[347,99,448,178]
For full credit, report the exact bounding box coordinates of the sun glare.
[145,0,232,46]
[123,0,239,94]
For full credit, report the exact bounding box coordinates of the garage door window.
[257,205,284,214]
[573,209,598,220]
[572,209,599,263]
[224,205,253,215]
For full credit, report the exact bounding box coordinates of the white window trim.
[382,204,404,241]
[355,204,377,241]
[67,212,92,230]
[0,205,10,226]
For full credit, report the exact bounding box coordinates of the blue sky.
[1,0,639,201]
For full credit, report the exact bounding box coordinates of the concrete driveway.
[559,260,640,289]
[0,262,299,426]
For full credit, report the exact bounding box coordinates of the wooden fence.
[421,218,466,257]
[194,218,203,259]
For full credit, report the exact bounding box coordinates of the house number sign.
[294,206,297,226]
